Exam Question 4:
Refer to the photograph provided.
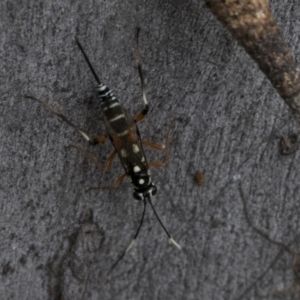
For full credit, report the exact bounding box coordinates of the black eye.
[133,191,143,201]
[150,185,157,197]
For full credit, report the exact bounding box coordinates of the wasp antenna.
[148,197,181,250]
[107,199,147,275]
[125,239,136,254]
[124,198,147,254]
[133,198,147,240]
[75,37,101,85]
[168,237,182,250]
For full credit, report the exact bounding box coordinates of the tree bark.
[1,0,300,299]
[205,0,300,126]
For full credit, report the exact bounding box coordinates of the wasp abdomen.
[98,84,129,137]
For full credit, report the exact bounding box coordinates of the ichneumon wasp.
[25,29,181,261]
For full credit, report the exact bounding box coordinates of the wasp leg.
[148,144,172,168]
[143,140,172,168]
[143,118,176,150]
[134,28,149,124]
[143,118,176,168]
[88,173,127,191]
[67,144,117,173]
[25,95,107,146]
[142,140,165,151]
[134,106,149,124]
[103,150,117,171]
[66,144,102,170]
[142,140,173,169]
[148,160,169,168]
[89,134,108,146]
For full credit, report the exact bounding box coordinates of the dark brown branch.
[205,0,300,125]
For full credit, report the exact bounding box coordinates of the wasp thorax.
[133,184,157,201]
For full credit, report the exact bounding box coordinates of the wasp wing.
[103,108,148,175]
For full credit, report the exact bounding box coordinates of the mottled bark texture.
[205,0,300,125]
[3,1,300,299]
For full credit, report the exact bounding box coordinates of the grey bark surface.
[1,0,300,299]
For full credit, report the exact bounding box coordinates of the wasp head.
[131,169,157,200]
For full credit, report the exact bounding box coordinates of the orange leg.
[148,154,170,168]
[147,144,172,168]
[134,106,149,124]
[66,144,102,170]
[89,173,128,191]
[142,140,165,151]
[143,119,177,168]
[67,145,117,173]
[163,118,177,149]
[142,118,176,151]
[143,141,170,168]
[148,161,168,168]
[66,145,123,191]
[103,150,117,172]
[89,134,108,146]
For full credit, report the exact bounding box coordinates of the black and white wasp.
[26,29,181,255]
